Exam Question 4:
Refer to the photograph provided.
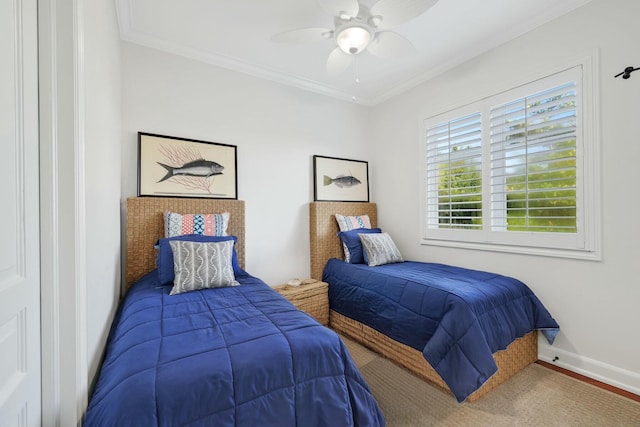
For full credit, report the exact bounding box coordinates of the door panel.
[0,0,41,425]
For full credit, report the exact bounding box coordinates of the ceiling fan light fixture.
[335,25,372,54]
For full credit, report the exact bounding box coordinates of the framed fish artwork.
[313,155,369,202]
[137,132,237,199]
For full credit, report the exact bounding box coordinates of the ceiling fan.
[272,0,439,75]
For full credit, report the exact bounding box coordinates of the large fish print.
[323,175,361,188]
[157,159,224,183]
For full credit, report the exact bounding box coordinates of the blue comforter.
[323,259,560,403]
[85,270,384,426]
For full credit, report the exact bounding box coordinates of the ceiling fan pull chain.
[351,54,360,101]
[354,54,360,84]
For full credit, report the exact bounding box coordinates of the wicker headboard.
[126,197,245,288]
[309,202,377,280]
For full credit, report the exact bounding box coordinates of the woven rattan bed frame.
[309,201,538,402]
[126,197,245,288]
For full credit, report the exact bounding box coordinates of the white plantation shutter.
[490,82,578,233]
[421,64,596,257]
[425,112,482,230]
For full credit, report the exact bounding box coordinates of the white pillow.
[359,232,404,267]
[169,240,239,295]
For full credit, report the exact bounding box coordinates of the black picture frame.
[137,132,238,199]
[313,155,369,202]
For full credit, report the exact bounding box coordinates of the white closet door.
[0,0,41,425]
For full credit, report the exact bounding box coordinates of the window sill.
[420,238,602,261]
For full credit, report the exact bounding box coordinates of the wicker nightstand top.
[274,280,329,326]
[273,279,327,296]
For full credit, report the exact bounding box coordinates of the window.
[422,65,599,258]
[426,113,483,230]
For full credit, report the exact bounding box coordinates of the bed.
[309,201,560,403]
[84,197,384,427]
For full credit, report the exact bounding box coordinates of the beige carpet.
[342,336,640,427]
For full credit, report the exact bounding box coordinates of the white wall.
[121,43,370,285]
[84,0,122,387]
[368,0,640,394]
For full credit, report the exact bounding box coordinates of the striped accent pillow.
[359,232,404,267]
[164,211,229,237]
[335,214,372,262]
[335,214,372,231]
[168,240,239,295]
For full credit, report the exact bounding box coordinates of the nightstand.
[274,280,329,326]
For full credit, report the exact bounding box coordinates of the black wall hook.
[614,66,640,79]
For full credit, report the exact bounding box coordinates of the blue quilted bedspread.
[323,259,560,403]
[85,270,384,426]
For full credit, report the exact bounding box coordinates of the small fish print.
[323,175,361,188]
[157,159,224,183]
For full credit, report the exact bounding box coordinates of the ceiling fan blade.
[271,27,333,43]
[317,0,359,19]
[370,0,438,29]
[367,31,415,59]
[326,47,353,75]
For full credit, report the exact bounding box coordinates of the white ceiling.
[115,0,592,106]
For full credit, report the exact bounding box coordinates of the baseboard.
[538,346,640,398]
[536,360,640,403]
